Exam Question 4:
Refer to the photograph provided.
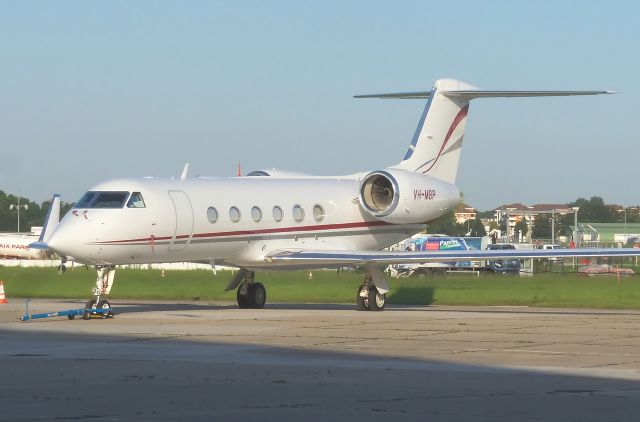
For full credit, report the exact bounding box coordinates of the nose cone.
[47,219,85,262]
[46,224,68,257]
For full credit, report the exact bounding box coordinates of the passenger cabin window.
[229,206,241,223]
[207,207,219,223]
[272,206,283,222]
[127,192,146,208]
[251,206,262,222]
[74,191,129,209]
[313,205,325,222]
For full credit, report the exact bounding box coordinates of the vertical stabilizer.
[392,79,476,184]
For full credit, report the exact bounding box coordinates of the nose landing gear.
[83,265,116,318]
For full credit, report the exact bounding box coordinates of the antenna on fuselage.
[180,163,189,182]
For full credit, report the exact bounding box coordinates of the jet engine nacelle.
[358,169,460,224]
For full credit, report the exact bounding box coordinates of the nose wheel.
[83,297,114,319]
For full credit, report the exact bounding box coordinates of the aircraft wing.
[265,247,640,266]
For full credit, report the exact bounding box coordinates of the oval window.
[229,206,241,223]
[313,204,325,222]
[292,205,305,222]
[272,206,283,222]
[207,207,218,223]
[251,206,262,222]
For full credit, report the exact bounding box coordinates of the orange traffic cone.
[0,281,7,304]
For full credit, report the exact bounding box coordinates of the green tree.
[569,197,616,223]
[557,213,575,238]
[0,190,75,232]
[427,211,466,236]
[514,218,528,238]
[532,215,551,239]
[624,207,640,223]
[0,192,42,232]
[467,219,487,236]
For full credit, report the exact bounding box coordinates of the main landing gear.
[226,269,267,309]
[356,272,386,311]
[225,267,387,311]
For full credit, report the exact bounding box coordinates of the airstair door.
[168,190,194,251]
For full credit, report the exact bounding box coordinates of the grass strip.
[1,266,639,309]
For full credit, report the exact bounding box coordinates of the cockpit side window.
[74,191,130,209]
[127,192,146,208]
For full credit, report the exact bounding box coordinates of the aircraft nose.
[47,221,77,259]
[47,231,61,251]
[46,227,64,255]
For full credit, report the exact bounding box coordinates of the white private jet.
[32,78,640,312]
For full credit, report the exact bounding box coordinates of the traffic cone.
[0,281,7,304]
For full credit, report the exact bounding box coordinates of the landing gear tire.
[236,282,267,309]
[248,283,266,309]
[237,286,250,309]
[97,299,111,309]
[82,298,113,319]
[356,285,368,311]
[82,300,94,320]
[97,299,113,318]
[368,289,386,311]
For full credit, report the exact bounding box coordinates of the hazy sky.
[2,1,638,211]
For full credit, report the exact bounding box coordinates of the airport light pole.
[551,210,555,243]
[9,197,29,233]
[572,207,580,247]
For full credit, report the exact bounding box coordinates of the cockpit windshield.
[74,191,130,209]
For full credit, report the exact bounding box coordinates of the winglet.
[29,194,61,249]
[180,163,189,182]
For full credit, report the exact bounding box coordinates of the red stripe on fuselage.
[95,220,393,245]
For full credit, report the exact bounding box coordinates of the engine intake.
[359,171,399,217]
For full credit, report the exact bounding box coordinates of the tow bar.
[19,299,114,322]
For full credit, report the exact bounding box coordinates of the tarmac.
[2,299,640,421]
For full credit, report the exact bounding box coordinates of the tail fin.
[356,79,613,184]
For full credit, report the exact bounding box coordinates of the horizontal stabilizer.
[442,90,615,100]
[355,90,614,100]
[354,92,431,99]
